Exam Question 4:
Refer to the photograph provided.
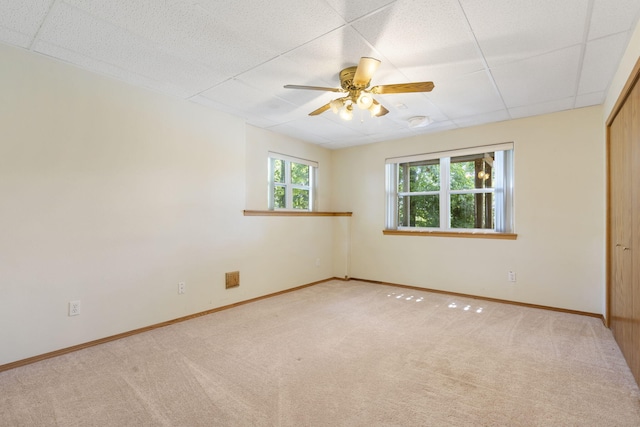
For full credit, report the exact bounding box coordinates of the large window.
[386,143,514,233]
[268,153,317,211]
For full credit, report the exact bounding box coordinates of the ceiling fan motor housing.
[340,66,368,90]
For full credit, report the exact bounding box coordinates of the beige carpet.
[1,280,639,426]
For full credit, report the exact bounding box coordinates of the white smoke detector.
[408,116,433,128]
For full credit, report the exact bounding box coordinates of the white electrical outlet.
[315,258,321,267]
[178,282,186,294]
[69,300,81,316]
[508,271,517,282]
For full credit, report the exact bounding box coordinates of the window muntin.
[386,144,513,233]
[268,153,317,211]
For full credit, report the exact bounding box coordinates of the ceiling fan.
[284,57,434,121]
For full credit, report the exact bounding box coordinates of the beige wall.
[0,43,336,365]
[243,125,345,289]
[244,125,333,211]
[331,106,606,314]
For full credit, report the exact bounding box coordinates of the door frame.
[605,56,640,327]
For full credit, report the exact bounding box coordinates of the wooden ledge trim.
[383,229,517,240]
[244,210,352,217]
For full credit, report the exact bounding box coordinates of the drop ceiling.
[1,0,639,149]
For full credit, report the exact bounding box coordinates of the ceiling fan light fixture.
[340,104,354,121]
[353,57,381,86]
[369,103,382,117]
[357,92,374,110]
[329,98,344,114]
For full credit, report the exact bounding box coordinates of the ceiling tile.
[277,128,334,145]
[283,26,382,82]
[324,0,395,22]
[59,0,276,86]
[190,94,278,128]
[0,26,32,47]
[198,79,303,123]
[244,114,284,129]
[352,116,408,138]
[588,0,640,40]
[420,121,459,135]
[382,96,449,124]
[35,2,224,96]
[236,55,337,108]
[62,0,341,68]
[0,0,54,47]
[451,110,510,128]
[574,91,605,108]
[426,70,505,119]
[33,41,194,99]
[352,0,485,79]
[508,97,575,119]
[461,0,589,67]
[578,32,629,94]
[271,117,364,144]
[321,140,359,149]
[492,46,582,108]
[195,0,345,54]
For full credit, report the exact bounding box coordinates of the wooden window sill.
[244,210,352,217]
[383,229,517,240]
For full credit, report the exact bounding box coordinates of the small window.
[386,143,514,233]
[268,153,317,211]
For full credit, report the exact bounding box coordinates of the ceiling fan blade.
[371,81,434,94]
[284,84,344,93]
[353,57,381,87]
[309,103,331,116]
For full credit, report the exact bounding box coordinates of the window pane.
[273,159,285,183]
[291,162,309,186]
[292,188,309,210]
[399,162,439,192]
[274,185,286,208]
[450,193,494,229]
[399,195,439,227]
[450,153,494,190]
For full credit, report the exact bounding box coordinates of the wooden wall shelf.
[383,229,517,240]
[243,210,352,217]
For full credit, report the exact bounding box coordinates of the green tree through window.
[398,161,439,227]
[386,144,513,232]
[269,154,316,211]
[450,156,494,229]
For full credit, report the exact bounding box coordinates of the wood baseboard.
[0,276,604,372]
[0,277,340,373]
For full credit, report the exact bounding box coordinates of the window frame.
[268,152,318,211]
[385,143,514,234]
